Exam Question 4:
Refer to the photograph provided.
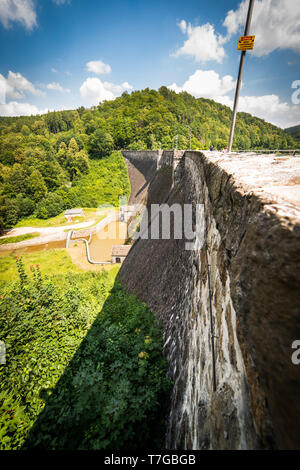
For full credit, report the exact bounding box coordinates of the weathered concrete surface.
[120,150,300,450]
[202,151,300,207]
[122,151,161,206]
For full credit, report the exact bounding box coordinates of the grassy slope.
[0,233,40,245]
[0,249,83,284]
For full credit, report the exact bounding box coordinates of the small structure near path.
[64,208,84,222]
[111,245,131,264]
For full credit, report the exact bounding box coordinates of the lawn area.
[0,249,83,284]
[0,233,40,245]
[14,208,104,229]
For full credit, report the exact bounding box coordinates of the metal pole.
[190,127,191,150]
[228,0,255,152]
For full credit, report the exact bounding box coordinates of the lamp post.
[228,0,255,152]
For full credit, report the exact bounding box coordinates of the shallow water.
[89,221,128,262]
[0,221,129,264]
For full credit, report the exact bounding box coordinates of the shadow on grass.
[22,275,171,451]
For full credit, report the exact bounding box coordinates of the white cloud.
[217,94,300,129]
[0,101,49,116]
[102,81,133,95]
[0,0,37,30]
[80,77,133,106]
[86,60,111,75]
[0,71,44,100]
[168,68,300,128]
[223,0,300,56]
[45,82,71,93]
[7,71,42,95]
[178,19,187,34]
[168,69,235,99]
[173,21,226,63]
[51,67,58,73]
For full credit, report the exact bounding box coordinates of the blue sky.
[0,0,300,128]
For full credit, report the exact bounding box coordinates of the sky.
[0,0,300,128]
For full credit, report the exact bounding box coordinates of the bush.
[35,193,64,219]
[0,259,171,450]
[88,129,114,158]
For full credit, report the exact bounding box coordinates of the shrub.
[35,193,64,219]
[0,259,171,450]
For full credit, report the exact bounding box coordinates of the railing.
[234,149,300,155]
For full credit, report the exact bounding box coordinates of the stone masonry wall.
[119,150,300,449]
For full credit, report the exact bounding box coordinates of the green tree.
[35,193,64,219]
[88,129,114,158]
[27,170,48,202]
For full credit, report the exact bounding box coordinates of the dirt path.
[1,220,96,239]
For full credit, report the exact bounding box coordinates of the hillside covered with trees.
[0,87,296,229]
[285,124,300,142]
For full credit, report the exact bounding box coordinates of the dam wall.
[119,150,300,449]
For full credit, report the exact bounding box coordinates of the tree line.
[0,87,297,228]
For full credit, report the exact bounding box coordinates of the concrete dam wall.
[120,150,300,450]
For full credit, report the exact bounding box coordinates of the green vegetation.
[0,259,171,450]
[14,207,105,228]
[0,249,83,284]
[0,88,296,229]
[285,124,300,143]
[1,88,295,449]
[0,146,130,228]
[0,232,40,245]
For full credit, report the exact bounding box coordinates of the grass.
[0,249,83,284]
[14,208,100,228]
[63,213,108,232]
[0,233,40,245]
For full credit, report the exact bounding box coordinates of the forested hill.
[0,87,297,228]
[0,87,296,152]
[285,124,300,142]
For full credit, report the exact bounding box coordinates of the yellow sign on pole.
[238,35,255,51]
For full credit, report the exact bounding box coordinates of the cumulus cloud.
[0,0,37,30]
[0,71,44,100]
[86,60,112,75]
[0,101,49,116]
[168,68,300,128]
[80,77,133,106]
[45,82,71,93]
[168,69,235,100]
[173,21,226,63]
[102,81,133,95]
[223,0,300,56]
[217,93,300,129]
